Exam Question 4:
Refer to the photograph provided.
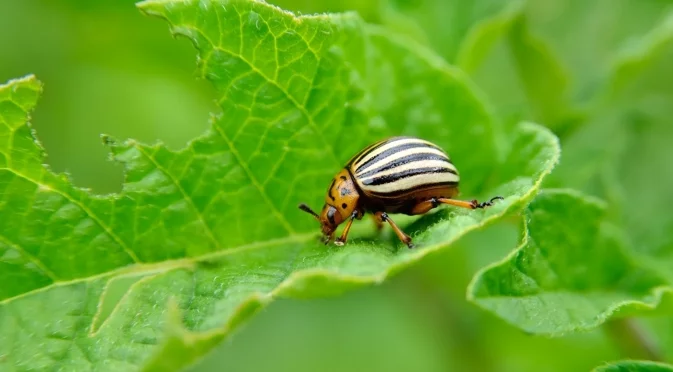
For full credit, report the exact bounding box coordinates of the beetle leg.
[371,213,384,232]
[376,211,414,249]
[409,199,437,215]
[434,196,504,210]
[409,196,504,215]
[335,211,358,246]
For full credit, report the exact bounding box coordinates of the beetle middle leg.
[375,211,414,249]
[410,196,504,214]
[371,213,384,233]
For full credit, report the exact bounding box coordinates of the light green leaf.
[463,6,586,140]
[524,0,673,102]
[267,0,383,23]
[386,0,522,64]
[604,11,673,99]
[0,0,559,370]
[546,9,673,260]
[593,360,673,372]
[468,189,673,335]
[503,13,585,137]
[454,0,524,72]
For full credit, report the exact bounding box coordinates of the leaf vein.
[188,24,342,166]
[0,232,58,282]
[211,123,295,234]
[134,145,221,251]
[0,168,141,264]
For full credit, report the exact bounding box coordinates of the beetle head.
[298,169,361,244]
[298,203,342,244]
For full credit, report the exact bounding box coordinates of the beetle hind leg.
[437,196,504,209]
[410,196,503,214]
[408,198,438,215]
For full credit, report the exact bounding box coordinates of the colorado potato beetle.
[299,136,503,248]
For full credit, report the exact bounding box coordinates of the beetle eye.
[326,206,337,225]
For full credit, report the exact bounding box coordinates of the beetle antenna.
[298,203,320,220]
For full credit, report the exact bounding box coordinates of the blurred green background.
[2,0,672,371]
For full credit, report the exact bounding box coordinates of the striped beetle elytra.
[299,136,503,248]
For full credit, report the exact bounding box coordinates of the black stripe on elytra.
[349,136,410,166]
[362,166,455,186]
[357,152,454,179]
[355,141,442,174]
[369,181,459,197]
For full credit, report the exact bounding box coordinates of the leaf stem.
[604,318,663,361]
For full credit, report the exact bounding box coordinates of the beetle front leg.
[375,211,414,249]
[335,211,359,246]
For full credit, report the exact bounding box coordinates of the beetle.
[298,136,503,248]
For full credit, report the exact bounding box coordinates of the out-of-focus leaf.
[189,265,621,372]
[547,9,673,262]
[468,189,673,335]
[0,0,216,194]
[593,360,673,372]
[504,13,585,137]
[525,0,673,102]
[386,0,523,64]
[454,0,524,72]
[604,12,673,98]
[0,0,560,370]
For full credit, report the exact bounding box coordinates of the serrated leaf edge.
[466,188,673,337]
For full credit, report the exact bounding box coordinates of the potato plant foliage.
[0,0,672,371]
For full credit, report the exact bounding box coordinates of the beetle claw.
[472,196,504,209]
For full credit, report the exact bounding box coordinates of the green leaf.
[524,0,673,102]
[0,0,559,370]
[386,0,523,64]
[593,360,673,372]
[462,6,587,140]
[546,9,673,260]
[454,0,524,72]
[604,11,673,99]
[468,189,673,335]
[502,13,585,137]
